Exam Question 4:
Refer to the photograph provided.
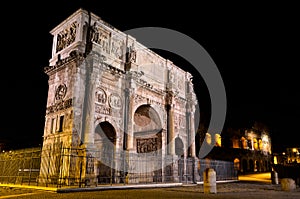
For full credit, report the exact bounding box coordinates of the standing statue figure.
[127,44,136,63]
[90,22,99,43]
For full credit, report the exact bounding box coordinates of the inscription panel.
[95,104,111,115]
[46,98,72,115]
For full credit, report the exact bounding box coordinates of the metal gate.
[178,158,195,183]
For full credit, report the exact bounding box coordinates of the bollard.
[281,178,296,191]
[271,171,278,185]
[203,168,217,194]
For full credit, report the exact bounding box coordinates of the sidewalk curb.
[57,183,183,193]
[197,180,239,185]
[0,183,57,192]
[1,180,239,193]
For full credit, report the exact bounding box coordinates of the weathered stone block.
[281,178,296,191]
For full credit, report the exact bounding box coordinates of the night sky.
[0,1,298,153]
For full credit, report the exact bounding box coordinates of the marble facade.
[39,8,198,185]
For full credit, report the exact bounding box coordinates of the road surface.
[1,172,299,199]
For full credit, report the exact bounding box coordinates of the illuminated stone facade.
[200,123,273,173]
[39,8,198,185]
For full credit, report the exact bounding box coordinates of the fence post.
[58,147,64,188]
[46,146,51,187]
[28,150,34,186]
[16,153,22,184]
[21,153,26,185]
[79,160,83,188]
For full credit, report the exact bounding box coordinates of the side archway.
[94,121,117,184]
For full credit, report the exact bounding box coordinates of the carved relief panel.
[109,93,122,110]
[55,84,67,101]
[95,87,111,116]
[111,38,124,60]
[56,22,77,52]
[96,88,107,104]
[91,24,111,54]
[46,84,72,115]
[136,136,162,153]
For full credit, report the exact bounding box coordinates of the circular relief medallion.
[109,93,122,109]
[55,84,67,101]
[96,88,107,104]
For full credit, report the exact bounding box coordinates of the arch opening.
[94,121,117,184]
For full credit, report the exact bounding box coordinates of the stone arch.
[232,136,240,148]
[241,137,248,149]
[234,158,240,171]
[149,103,166,128]
[94,121,117,184]
[258,139,263,150]
[132,104,163,182]
[253,138,258,150]
[95,121,116,144]
[254,159,260,172]
[215,133,221,147]
[133,104,163,154]
[175,136,185,182]
[242,159,248,173]
[264,160,269,171]
[249,159,254,172]
[133,104,162,133]
[133,102,164,126]
[175,137,184,157]
[94,117,121,141]
[205,133,212,145]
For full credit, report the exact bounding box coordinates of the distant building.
[286,147,300,163]
[198,122,273,173]
[273,147,300,165]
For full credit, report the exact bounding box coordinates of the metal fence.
[273,164,300,186]
[0,147,238,188]
[198,159,238,181]
[0,147,41,186]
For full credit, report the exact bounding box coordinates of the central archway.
[133,104,162,183]
[134,104,162,132]
[134,105,162,153]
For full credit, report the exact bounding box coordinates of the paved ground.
[1,173,300,199]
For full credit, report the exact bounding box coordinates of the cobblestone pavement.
[1,181,300,199]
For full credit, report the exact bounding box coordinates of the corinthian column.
[166,92,175,155]
[124,74,136,151]
[81,52,100,147]
[189,111,196,157]
[124,88,135,150]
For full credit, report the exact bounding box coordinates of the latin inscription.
[46,98,72,114]
[95,104,111,115]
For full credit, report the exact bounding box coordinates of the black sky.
[0,1,299,153]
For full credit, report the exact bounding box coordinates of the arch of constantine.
[39,8,199,185]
